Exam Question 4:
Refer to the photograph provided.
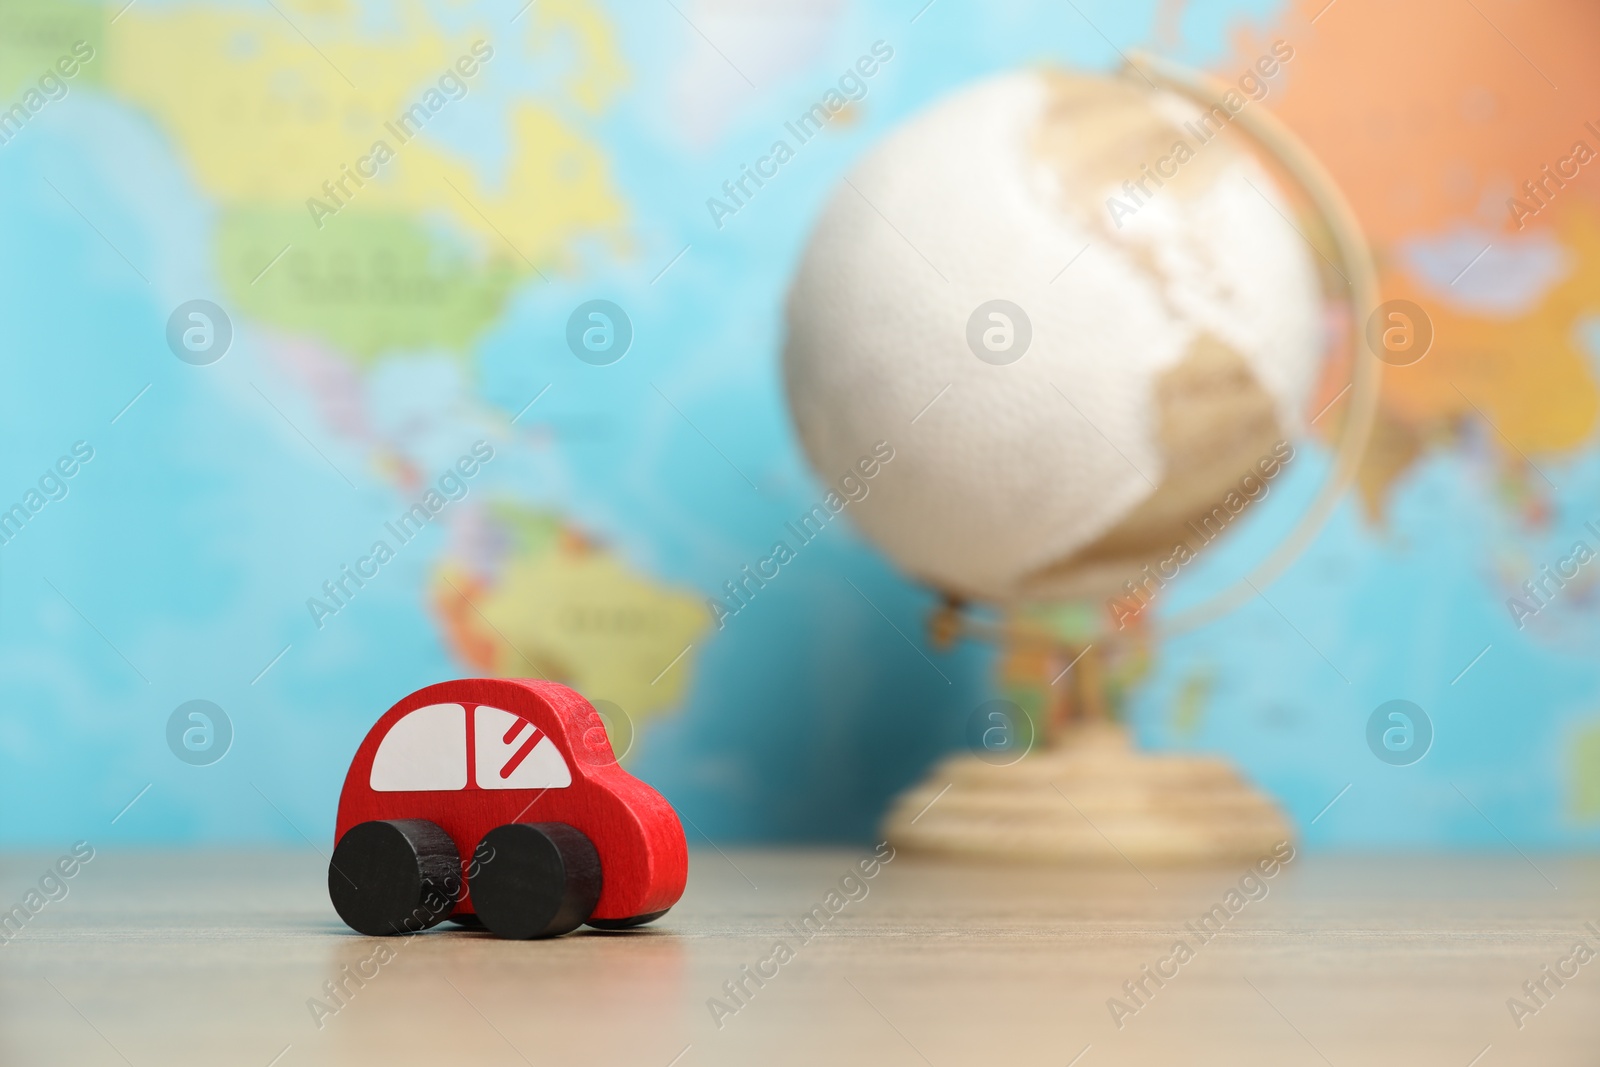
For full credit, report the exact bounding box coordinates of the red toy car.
[329,678,687,939]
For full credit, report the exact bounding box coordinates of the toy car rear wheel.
[470,822,601,939]
[329,819,462,936]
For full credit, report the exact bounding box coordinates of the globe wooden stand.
[885,621,1292,864]
[883,721,1291,864]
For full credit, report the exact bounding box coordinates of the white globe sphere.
[784,69,1323,604]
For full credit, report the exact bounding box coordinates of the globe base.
[883,722,1292,864]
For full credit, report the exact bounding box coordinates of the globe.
[780,62,1376,862]
[783,68,1327,609]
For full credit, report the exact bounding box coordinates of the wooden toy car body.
[331,678,686,936]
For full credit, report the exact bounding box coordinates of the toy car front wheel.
[329,819,461,936]
[470,822,601,939]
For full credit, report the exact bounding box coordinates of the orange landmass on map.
[1246,0,1600,243]
[1228,0,1600,512]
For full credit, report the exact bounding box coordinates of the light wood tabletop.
[2,847,1598,1065]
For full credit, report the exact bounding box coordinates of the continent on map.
[99,0,627,361]
[1249,0,1600,515]
[1355,211,1600,514]
[433,504,710,741]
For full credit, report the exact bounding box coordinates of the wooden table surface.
[2,847,1598,1065]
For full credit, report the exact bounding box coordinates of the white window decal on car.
[370,704,468,792]
[474,705,571,789]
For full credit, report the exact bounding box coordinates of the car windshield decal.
[474,705,572,789]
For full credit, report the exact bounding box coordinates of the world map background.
[3,0,1599,850]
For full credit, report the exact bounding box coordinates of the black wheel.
[470,823,601,939]
[586,908,671,931]
[329,819,461,936]
[446,913,485,930]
